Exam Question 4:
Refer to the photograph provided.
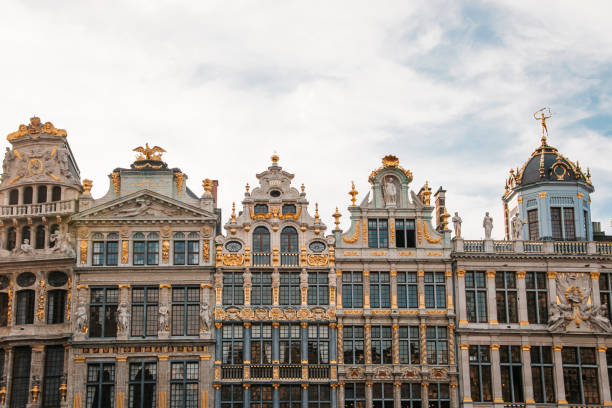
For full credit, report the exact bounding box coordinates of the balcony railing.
[308,365,330,379]
[251,364,274,379]
[598,242,612,255]
[219,364,331,380]
[252,253,271,266]
[280,253,299,267]
[464,240,484,252]
[279,364,301,379]
[524,241,543,253]
[493,241,514,252]
[455,238,611,256]
[0,199,76,218]
[221,365,243,379]
[554,241,587,254]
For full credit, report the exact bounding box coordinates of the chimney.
[434,187,446,231]
[211,180,219,204]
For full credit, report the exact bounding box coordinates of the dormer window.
[282,204,296,216]
[254,204,269,216]
[133,232,159,266]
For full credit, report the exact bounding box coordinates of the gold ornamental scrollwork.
[111,172,120,196]
[307,254,329,267]
[162,240,170,264]
[423,221,442,244]
[342,220,360,243]
[121,241,129,264]
[417,219,423,244]
[66,277,72,321]
[279,206,301,220]
[223,254,244,267]
[368,155,413,184]
[80,241,88,264]
[175,172,184,196]
[37,280,46,321]
[7,117,67,140]
[203,240,210,263]
[249,206,272,219]
[78,227,90,240]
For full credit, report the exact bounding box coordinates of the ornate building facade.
[0,114,611,408]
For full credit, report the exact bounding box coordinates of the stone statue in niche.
[452,212,462,238]
[200,303,211,333]
[76,297,88,333]
[117,302,130,333]
[159,305,169,331]
[383,176,397,206]
[483,212,493,239]
[511,213,525,240]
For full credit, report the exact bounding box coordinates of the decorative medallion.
[309,241,326,252]
[225,241,242,252]
[223,254,244,266]
[16,272,36,287]
[48,271,68,287]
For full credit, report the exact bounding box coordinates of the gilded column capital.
[591,272,601,280]
[456,269,466,277]
[243,322,251,328]
[459,344,469,350]
[598,346,608,352]
[417,270,425,277]
[553,345,563,351]
[390,270,397,277]
[521,345,531,351]
[547,271,557,279]
[445,269,452,277]
[300,322,308,328]
[490,344,500,350]
[486,270,496,278]
[516,270,526,279]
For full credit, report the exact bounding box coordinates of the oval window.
[48,271,68,287]
[270,190,281,198]
[0,275,9,290]
[309,241,326,252]
[226,241,242,252]
[16,272,36,287]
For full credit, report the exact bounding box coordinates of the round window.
[16,272,36,287]
[270,190,281,198]
[48,271,68,287]
[309,241,326,253]
[226,241,243,252]
[0,275,9,290]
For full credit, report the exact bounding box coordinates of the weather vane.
[534,107,552,144]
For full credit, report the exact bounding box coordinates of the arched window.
[37,186,47,203]
[253,227,271,266]
[49,224,59,248]
[9,189,18,205]
[21,226,31,246]
[280,226,299,266]
[7,227,16,251]
[23,187,33,204]
[15,289,35,324]
[0,292,8,326]
[47,289,67,324]
[35,225,46,249]
[51,186,61,202]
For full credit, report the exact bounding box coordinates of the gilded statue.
[534,107,552,139]
[133,143,166,161]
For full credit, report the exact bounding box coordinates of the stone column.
[272,322,280,378]
[392,322,400,365]
[363,270,370,309]
[394,381,401,408]
[214,385,221,408]
[243,384,251,406]
[597,346,611,406]
[390,270,398,310]
[200,354,212,408]
[418,270,425,310]
[516,271,529,325]
[301,322,309,382]
[486,270,498,325]
[272,270,280,307]
[448,324,456,367]
[335,270,342,309]
[330,383,338,408]
[243,322,251,380]
[420,323,427,366]
[547,271,557,309]
[337,323,344,365]
[301,384,308,408]
[421,382,429,408]
[521,345,535,407]
[552,344,566,404]
[450,380,459,408]
[159,284,171,339]
[458,344,472,407]
[28,345,45,408]
[115,356,128,408]
[330,323,337,381]
[337,382,344,408]
[273,384,280,408]
[591,272,602,307]
[72,357,87,408]
[364,321,372,365]
[365,381,373,408]
[490,344,503,406]
[446,269,454,313]
[158,356,170,408]
[35,278,46,327]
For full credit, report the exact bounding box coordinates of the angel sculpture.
[133,143,166,161]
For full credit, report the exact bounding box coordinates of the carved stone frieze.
[215,306,336,322]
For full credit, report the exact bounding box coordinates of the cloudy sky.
[2,1,611,239]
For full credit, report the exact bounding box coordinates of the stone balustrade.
[0,199,76,218]
[454,237,611,255]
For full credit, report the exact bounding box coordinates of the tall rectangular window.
[89,287,118,337]
[426,326,448,365]
[279,273,300,306]
[371,326,392,364]
[397,272,417,309]
[428,383,450,408]
[171,286,200,336]
[0,293,8,326]
[584,210,589,239]
[526,272,548,324]
[278,385,301,408]
[563,207,576,240]
[425,272,446,308]
[400,383,421,408]
[563,347,600,404]
[251,273,272,306]
[343,326,365,364]
[370,272,390,308]
[222,324,244,364]
[308,325,329,364]
[220,385,243,408]
[600,273,612,318]
[607,349,612,392]
[15,290,35,325]
[551,207,562,239]
[251,324,273,364]
[469,345,492,402]
[368,218,388,248]
[42,345,64,408]
[342,272,363,308]
[500,345,523,402]
[279,324,301,363]
[131,287,159,337]
[170,361,198,408]
[344,383,365,408]
[496,272,518,324]
[399,326,420,364]
[92,237,118,266]
[86,363,115,408]
[372,382,394,408]
[11,347,31,408]
[395,219,416,248]
[465,272,487,323]
[531,346,555,403]
[128,362,157,408]
[46,289,67,324]
[223,273,244,306]
[250,385,273,408]
[308,385,331,408]
[527,209,539,240]
[173,233,200,265]
[307,272,329,306]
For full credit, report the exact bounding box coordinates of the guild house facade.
[0,114,609,408]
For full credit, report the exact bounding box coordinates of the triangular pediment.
[72,190,216,221]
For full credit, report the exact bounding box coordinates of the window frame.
[342,271,363,308]
[428,383,450,408]
[279,272,300,306]
[46,289,67,324]
[250,324,273,364]
[89,287,119,338]
[307,324,329,364]
[531,346,555,403]
[425,272,446,309]
[307,272,329,306]
[171,286,200,336]
[426,326,448,365]
[368,218,388,248]
[222,324,244,365]
[399,326,420,364]
[495,271,518,324]
[562,346,600,405]
[131,286,159,337]
[372,382,394,408]
[86,362,116,408]
[220,385,244,408]
[279,324,301,364]
[128,361,157,408]
[469,345,492,402]
[170,361,199,408]
[15,289,35,325]
[222,273,244,306]
[251,272,272,306]
[395,219,416,248]
[370,272,390,309]
[465,271,487,323]
[499,345,524,403]
[397,272,418,309]
[525,272,548,324]
[527,209,539,240]
[343,325,365,365]
[371,325,393,365]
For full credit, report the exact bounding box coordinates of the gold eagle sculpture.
[133,143,166,161]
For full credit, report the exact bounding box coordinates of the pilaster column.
[394,381,401,408]
[450,381,459,408]
[448,324,456,366]
[214,385,221,408]
[330,383,338,408]
[486,270,498,325]
[547,271,557,308]
[552,345,566,404]
[200,354,211,408]
[445,269,454,313]
[243,269,252,306]
[35,278,46,326]
[301,384,308,408]
[365,382,373,408]
[591,272,602,307]
[329,323,337,381]
[1,347,10,406]
[363,270,370,309]
[390,270,398,309]
[273,384,280,408]
[337,383,344,408]
[272,270,280,306]
[421,382,430,408]
[365,321,372,365]
[158,356,170,408]
[597,346,611,405]
[300,269,308,306]
[459,344,472,406]
[335,270,342,308]
[272,322,280,368]
[28,345,45,408]
[420,323,427,365]
[515,271,528,325]
[521,345,535,406]
[329,269,337,308]
[490,344,503,405]
[243,384,251,407]
[418,270,425,309]
[301,322,309,381]
[115,356,128,408]
[243,322,251,380]
[72,356,87,408]
[159,284,171,339]
[337,323,344,365]
[215,323,222,362]
[392,322,400,365]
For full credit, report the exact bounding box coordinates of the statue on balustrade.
[483,212,493,239]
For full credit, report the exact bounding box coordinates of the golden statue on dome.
[534,107,552,144]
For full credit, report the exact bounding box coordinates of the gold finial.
[133,143,166,161]
[7,116,67,140]
[422,181,432,205]
[586,168,592,184]
[271,151,279,164]
[332,206,342,229]
[231,202,237,222]
[349,181,358,206]
[314,203,320,222]
[82,179,93,195]
[534,107,552,145]
[441,210,451,231]
[301,183,305,193]
[245,183,250,193]
[382,154,400,167]
[202,178,213,194]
